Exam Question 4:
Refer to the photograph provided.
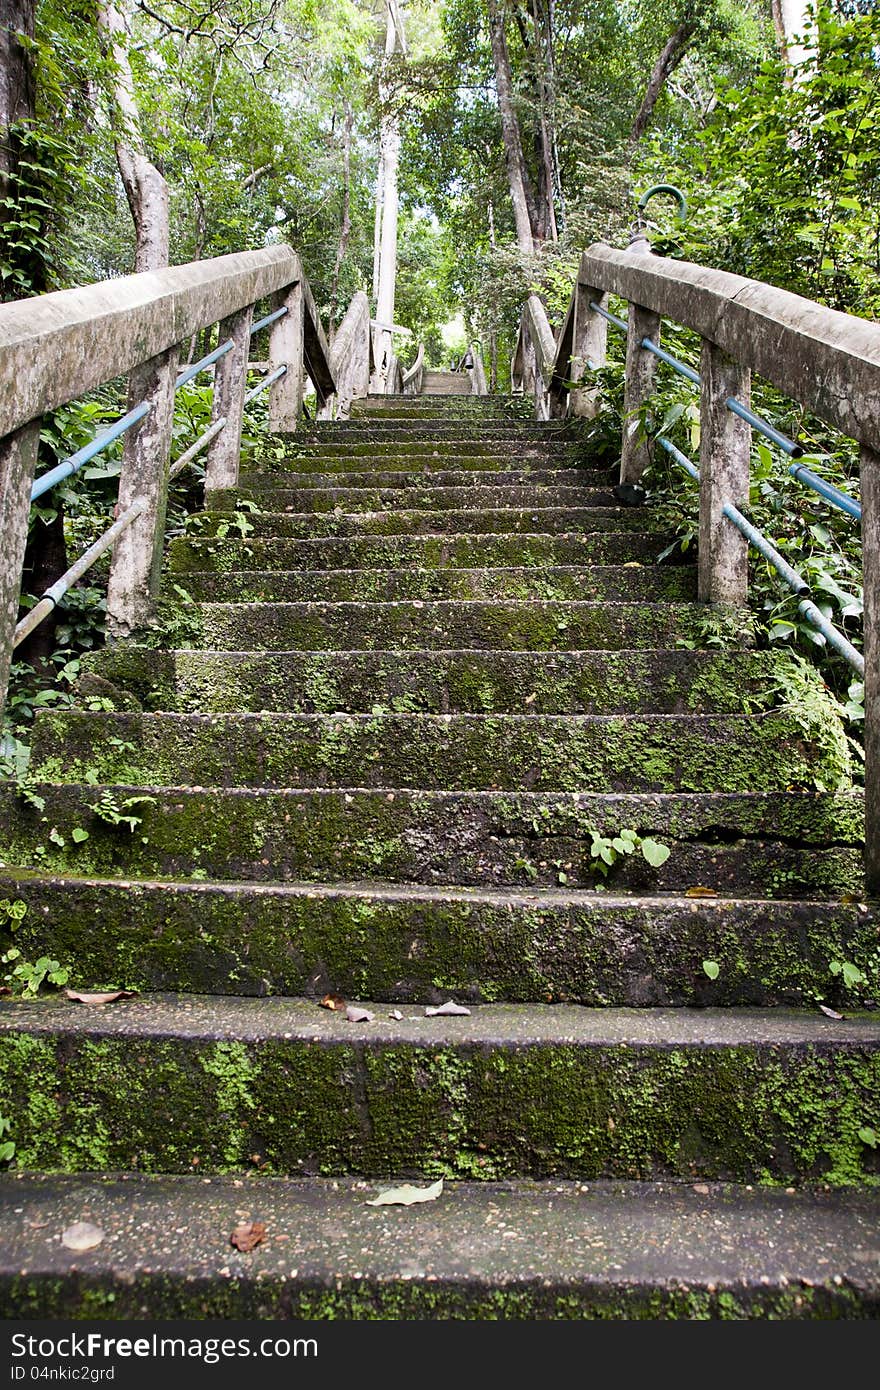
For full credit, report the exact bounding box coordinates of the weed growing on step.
[0,898,69,999]
[0,1112,14,1164]
[588,828,670,875]
[88,792,156,833]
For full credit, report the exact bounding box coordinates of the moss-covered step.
[264,441,583,459]
[170,565,698,604]
[237,468,613,491]
[24,709,850,792]
[79,647,796,716]
[0,996,878,1181]
[0,786,864,895]
[167,532,675,574]
[250,455,600,483]
[240,467,613,490]
[188,507,669,539]
[1,1174,877,1320]
[0,867,872,1000]
[206,485,621,515]
[181,600,712,652]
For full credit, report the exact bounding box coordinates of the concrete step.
[169,566,698,604]
[292,422,587,440]
[252,452,598,475]
[166,600,720,652]
[0,865,870,1000]
[25,709,850,793]
[4,1174,876,1318]
[80,647,790,716]
[0,995,877,1182]
[238,468,612,491]
[168,532,676,574]
[262,441,584,459]
[208,485,621,514]
[190,509,669,539]
[0,784,863,898]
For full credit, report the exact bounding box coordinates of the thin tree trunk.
[486,0,536,254]
[530,0,557,242]
[329,101,354,335]
[629,20,697,147]
[97,0,169,272]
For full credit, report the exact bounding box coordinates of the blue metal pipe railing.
[789,462,862,520]
[30,307,287,500]
[250,306,288,335]
[244,363,286,405]
[588,299,805,459]
[660,441,864,675]
[175,339,234,389]
[30,402,151,502]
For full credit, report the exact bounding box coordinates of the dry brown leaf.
[366,1179,444,1207]
[819,1004,845,1020]
[346,1005,375,1022]
[685,886,718,899]
[230,1220,266,1252]
[388,1009,403,1020]
[320,993,346,1012]
[61,1221,104,1252]
[425,1001,471,1017]
[692,1184,710,1195]
[64,989,137,1005]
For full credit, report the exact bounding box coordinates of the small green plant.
[829,958,868,990]
[1,898,70,998]
[0,1114,14,1164]
[702,960,721,980]
[588,828,671,876]
[89,791,156,832]
[858,1126,878,1149]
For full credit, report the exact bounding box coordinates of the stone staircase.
[0,392,877,1318]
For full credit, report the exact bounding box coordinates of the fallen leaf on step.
[425,1001,471,1017]
[685,886,718,898]
[61,1222,104,1252]
[320,993,346,1012]
[346,1005,375,1022]
[819,1004,845,1020]
[230,1220,266,1252]
[388,1009,403,1020]
[367,1179,444,1207]
[64,989,138,1005]
[692,1184,710,1195]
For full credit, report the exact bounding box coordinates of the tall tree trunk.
[0,0,35,206]
[486,0,536,254]
[1,0,68,667]
[629,19,697,147]
[329,101,354,337]
[773,0,815,79]
[530,0,557,242]
[97,0,169,272]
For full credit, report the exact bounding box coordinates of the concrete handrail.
[0,244,335,715]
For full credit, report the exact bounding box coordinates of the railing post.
[204,304,254,494]
[0,422,40,717]
[698,339,751,606]
[863,446,880,894]
[620,301,660,484]
[106,347,179,636]
[570,285,607,419]
[268,279,304,432]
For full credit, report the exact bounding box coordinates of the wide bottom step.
[0,1174,877,1318]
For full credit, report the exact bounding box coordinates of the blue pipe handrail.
[789,462,861,520]
[589,298,804,459]
[659,440,864,675]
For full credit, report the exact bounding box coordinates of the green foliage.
[0,898,70,1000]
[88,792,156,833]
[588,827,671,876]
